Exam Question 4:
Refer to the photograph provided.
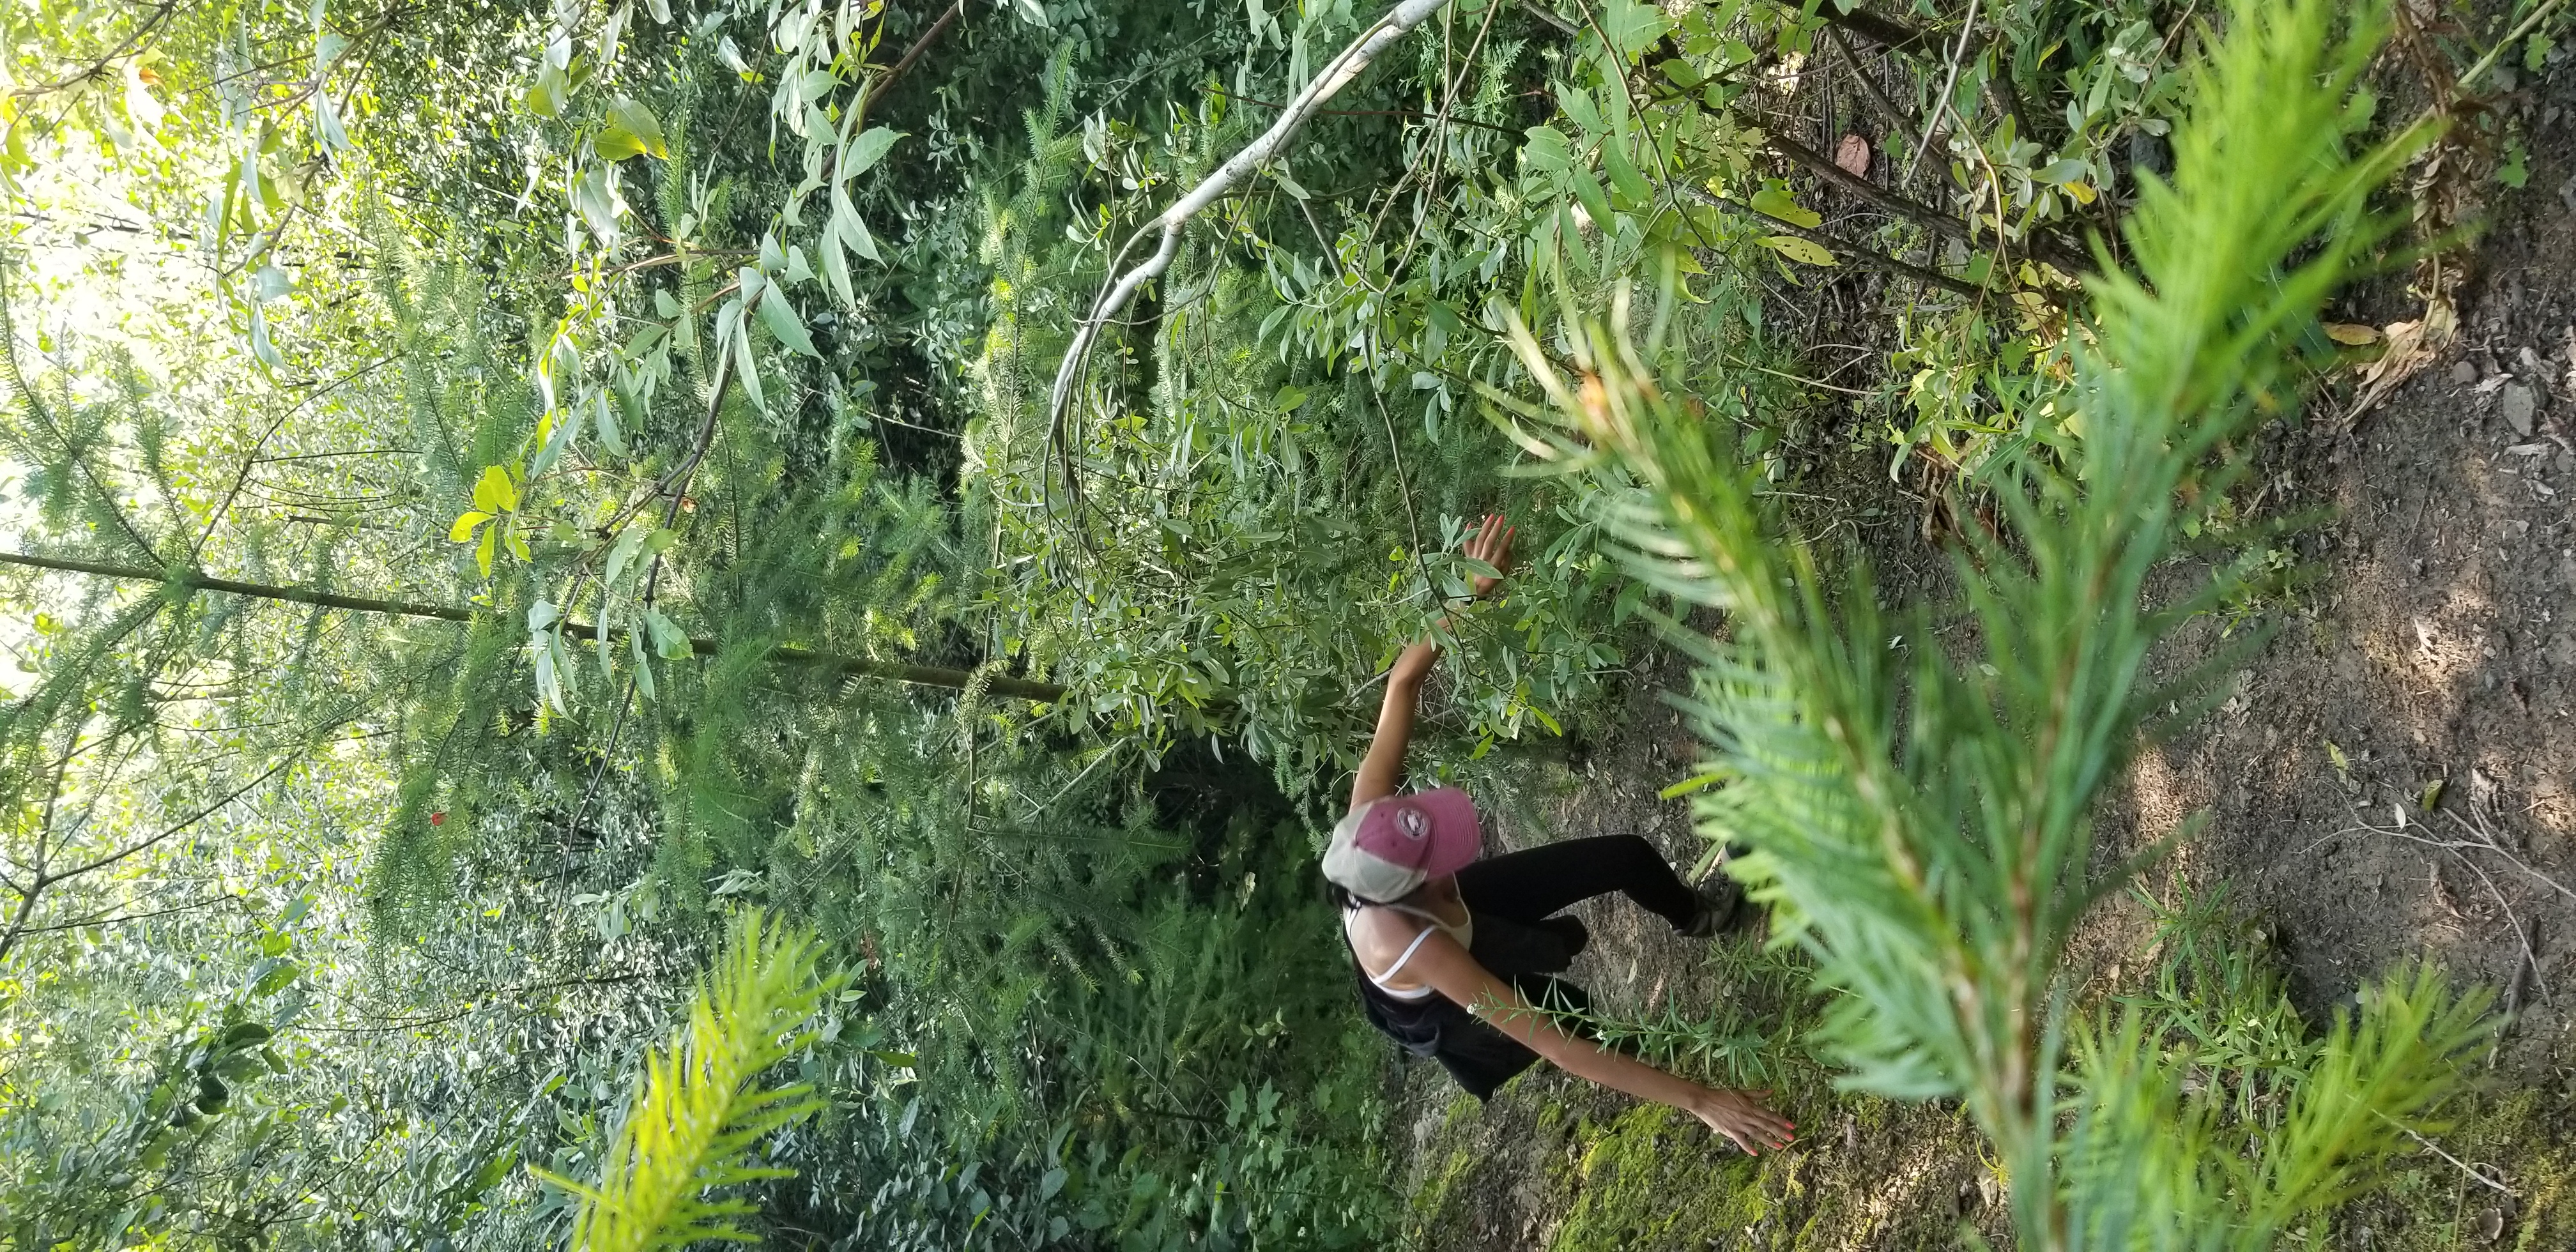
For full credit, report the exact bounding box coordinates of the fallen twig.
[2388,1119,2515,1196]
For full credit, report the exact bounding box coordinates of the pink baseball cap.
[1321,788,1483,903]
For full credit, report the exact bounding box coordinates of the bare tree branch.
[0,550,1070,702]
[860,0,965,114]
[1045,0,1454,507]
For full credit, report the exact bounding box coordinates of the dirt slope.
[1384,61,2576,1252]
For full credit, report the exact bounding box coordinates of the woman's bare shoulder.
[1343,903,1423,965]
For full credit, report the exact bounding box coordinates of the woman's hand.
[1463,512,1515,600]
[1689,1086,1795,1156]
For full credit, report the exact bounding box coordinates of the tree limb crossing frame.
[1045,0,1455,503]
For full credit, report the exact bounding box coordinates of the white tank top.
[1346,901,1473,1000]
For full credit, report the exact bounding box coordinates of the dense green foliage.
[1498,0,2497,1244]
[0,0,2550,1247]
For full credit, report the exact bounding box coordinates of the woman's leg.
[1455,834,1699,929]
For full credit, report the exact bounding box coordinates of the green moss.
[1404,1146,1481,1248]
[1549,1104,1772,1251]
[1541,1095,1997,1251]
[2333,1085,2576,1251]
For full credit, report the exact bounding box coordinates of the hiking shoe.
[1679,876,1747,938]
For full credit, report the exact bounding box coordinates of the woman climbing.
[1324,514,1796,1156]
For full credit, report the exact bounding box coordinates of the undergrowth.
[1402,880,2557,1251]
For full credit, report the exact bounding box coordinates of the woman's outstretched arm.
[1406,927,1795,1156]
[1350,514,1514,809]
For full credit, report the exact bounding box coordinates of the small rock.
[2452,360,2481,386]
[2501,383,2538,437]
[2130,130,2172,178]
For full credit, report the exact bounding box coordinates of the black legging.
[1455,833,1699,931]
[1351,833,1701,1099]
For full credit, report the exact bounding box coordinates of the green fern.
[537,910,833,1252]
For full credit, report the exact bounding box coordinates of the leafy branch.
[535,910,834,1252]
[1046,0,1453,513]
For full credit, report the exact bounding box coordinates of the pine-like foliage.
[539,910,832,1252]
[1487,1,2489,1247]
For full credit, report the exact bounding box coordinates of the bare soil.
[1383,49,2576,1252]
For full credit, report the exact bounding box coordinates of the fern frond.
[538,910,834,1252]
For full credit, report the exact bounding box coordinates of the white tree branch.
[1045,0,1455,477]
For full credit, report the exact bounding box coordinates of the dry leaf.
[1834,134,1870,178]
[2345,297,2457,425]
[2324,322,2383,345]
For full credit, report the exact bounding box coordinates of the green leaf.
[1566,166,1616,235]
[732,305,765,410]
[1594,0,1674,59]
[2037,157,2089,185]
[2496,138,2529,190]
[836,191,881,262]
[819,224,855,307]
[525,64,567,117]
[604,526,649,586]
[630,630,657,701]
[643,608,691,659]
[1759,235,1836,266]
[571,164,618,240]
[1520,125,1573,176]
[448,511,492,542]
[1600,137,1651,206]
[758,285,820,358]
[1658,770,1726,800]
[597,125,648,161]
[1748,187,1821,229]
[841,126,902,178]
[250,959,300,997]
[471,465,519,514]
[594,392,627,455]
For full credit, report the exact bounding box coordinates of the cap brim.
[1411,787,1483,877]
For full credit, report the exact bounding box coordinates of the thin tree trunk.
[0,550,1068,702]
